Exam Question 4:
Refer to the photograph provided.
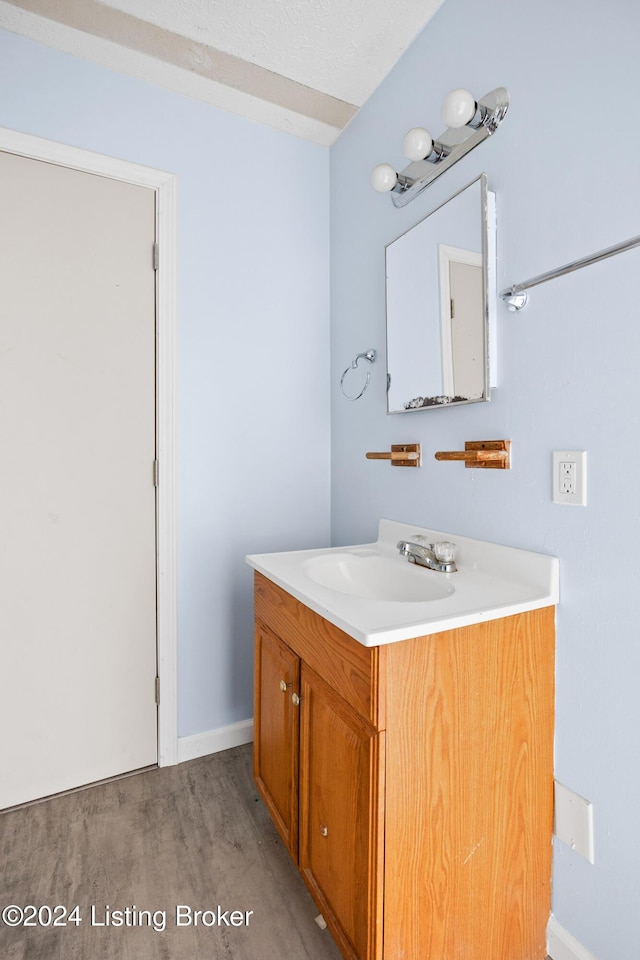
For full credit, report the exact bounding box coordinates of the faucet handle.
[433,541,456,563]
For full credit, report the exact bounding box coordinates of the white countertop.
[246,519,559,647]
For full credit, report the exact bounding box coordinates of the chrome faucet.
[397,539,457,573]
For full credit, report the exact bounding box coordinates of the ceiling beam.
[3,0,357,129]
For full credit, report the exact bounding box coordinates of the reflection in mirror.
[385,174,495,414]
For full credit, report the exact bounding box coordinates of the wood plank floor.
[0,744,343,960]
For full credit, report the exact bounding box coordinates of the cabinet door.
[298,664,384,960]
[254,622,300,859]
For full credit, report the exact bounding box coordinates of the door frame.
[0,125,179,767]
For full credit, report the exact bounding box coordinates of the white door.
[0,150,158,809]
[449,259,484,399]
[438,244,484,400]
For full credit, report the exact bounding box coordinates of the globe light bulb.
[441,88,476,128]
[402,127,433,162]
[370,163,398,193]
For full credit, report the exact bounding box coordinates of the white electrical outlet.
[553,450,587,505]
[553,780,594,863]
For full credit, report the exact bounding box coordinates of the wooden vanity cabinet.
[253,622,300,858]
[253,571,555,960]
[254,608,384,960]
[297,663,385,960]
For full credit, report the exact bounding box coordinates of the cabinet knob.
[279,679,291,693]
[320,824,328,837]
[292,692,302,707]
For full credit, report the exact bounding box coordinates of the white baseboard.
[177,719,254,764]
[548,917,599,960]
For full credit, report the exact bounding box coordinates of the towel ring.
[340,349,376,401]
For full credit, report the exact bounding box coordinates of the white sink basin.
[246,519,559,647]
[302,551,454,603]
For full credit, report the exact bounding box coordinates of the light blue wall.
[0,28,331,739]
[330,0,639,957]
[2,4,637,953]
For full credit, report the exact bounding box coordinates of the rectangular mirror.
[385,174,496,414]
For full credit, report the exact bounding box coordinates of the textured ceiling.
[0,0,444,144]
[96,0,442,104]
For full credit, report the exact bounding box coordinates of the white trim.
[0,126,176,189]
[0,125,179,767]
[178,720,254,764]
[548,917,599,960]
[154,163,179,767]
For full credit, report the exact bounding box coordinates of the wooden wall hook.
[434,440,511,470]
[366,444,422,467]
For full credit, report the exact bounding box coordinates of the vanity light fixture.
[370,87,509,208]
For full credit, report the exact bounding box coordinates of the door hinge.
[153,242,159,271]
[155,676,160,704]
[153,460,159,487]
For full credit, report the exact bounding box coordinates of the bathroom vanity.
[247,521,558,960]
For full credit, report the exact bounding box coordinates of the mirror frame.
[385,173,496,414]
